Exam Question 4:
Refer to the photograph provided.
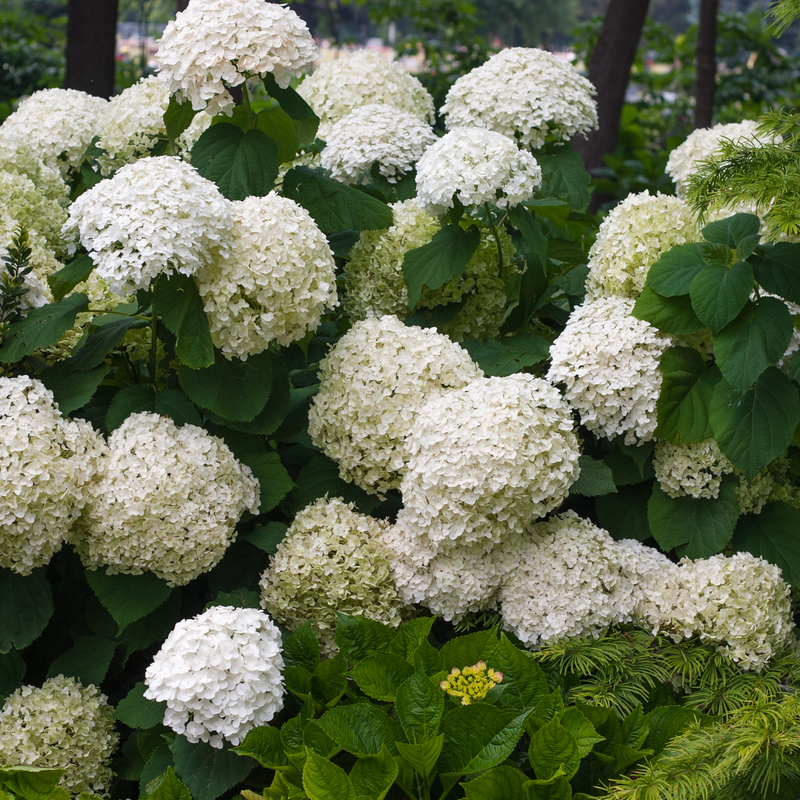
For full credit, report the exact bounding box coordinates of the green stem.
[149,304,158,392]
[485,202,505,278]
[242,82,256,129]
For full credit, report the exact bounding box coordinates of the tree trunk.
[694,0,718,129]
[64,0,120,99]
[176,0,190,11]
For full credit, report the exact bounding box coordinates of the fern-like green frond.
[769,0,800,36]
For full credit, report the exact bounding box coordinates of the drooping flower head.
[144,606,285,747]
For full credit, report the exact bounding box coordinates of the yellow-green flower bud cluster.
[439,661,503,705]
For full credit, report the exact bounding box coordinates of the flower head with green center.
[439,661,503,705]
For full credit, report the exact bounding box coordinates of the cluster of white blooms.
[616,538,682,625]
[585,192,701,300]
[547,296,672,444]
[499,512,639,646]
[416,128,542,216]
[64,156,231,294]
[441,48,597,149]
[401,374,580,550]
[308,316,482,495]
[344,199,516,341]
[0,377,102,575]
[298,49,435,138]
[0,88,108,177]
[0,137,69,204]
[654,439,735,499]
[144,606,284,747]
[259,497,406,654]
[0,676,118,797]
[95,75,211,175]
[320,104,437,184]
[156,0,317,115]
[197,193,337,359]
[74,412,259,586]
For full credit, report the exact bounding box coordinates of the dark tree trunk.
[64,0,120,99]
[694,0,718,129]
[177,0,190,11]
[573,0,650,211]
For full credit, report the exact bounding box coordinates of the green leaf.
[311,652,348,706]
[461,333,550,377]
[0,569,53,653]
[0,650,25,702]
[529,718,580,781]
[570,455,617,497]
[70,314,143,371]
[0,767,64,800]
[302,750,355,800]
[440,629,499,670]
[256,108,299,163]
[527,775,572,800]
[647,476,739,557]
[191,124,279,200]
[619,706,649,749]
[140,745,175,798]
[241,521,287,555]
[491,635,550,710]
[116,682,167,729]
[315,704,405,757]
[105,386,202,432]
[47,254,95,302]
[288,454,380,517]
[438,705,532,775]
[163,97,198,146]
[263,74,319,145]
[154,273,214,369]
[702,212,760,250]
[613,744,652,774]
[525,199,571,228]
[731,502,800,586]
[655,347,720,443]
[697,241,733,267]
[0,293,89,362]
[752,242,800,305]
[169,736,255,800]
[690,261,754,334]
[237,449,293,514]
[144,767,191,800]
[462,766,532,800]
[349,746,398,800]
[508,205,549,261]
[232,725,289,769]
[39,362,109,416]
[538,147,590,210]
[388,617,436,660]
[712,297,792,393]
[283,622,321,672]
[645,243,706,297]
[533,690,565,728]
[178,349,273,422]
[644,707,711,755]
[396,735,444,780]
[561,708,604,758]
[395,671,445,743]
[45,636,115,685]
[85,570,173,634]
[335,613,395,663]
[283,167,393,234]
[632,287,703,335]
[596,483,652,541]
[710,368,800,480]
[153,390,203,428]
[402,224,481,310]
[351,653,415,702]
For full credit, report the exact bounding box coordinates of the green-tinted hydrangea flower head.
[440,662,503,705]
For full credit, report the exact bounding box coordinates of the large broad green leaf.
[437,705,532,775]
[527,775,572,800]
[689,261,754,333]
[263,73,319,144]
[538,147,590,210]
[752,242,800,305]
[282,167,393,234]
[388,616,436,660]
[144,767,192,800]
[154,273,214,369]
[283,622,321,672]
[302,751,355,800]
[461,332,550,377]
[47,254,95,302]
[334,613,395,664]
[241,522,286,556]
[647,476,739,557]
[491,634,550,710]
[0,767,64,800]
[462,766,532,800]
[395,671,445,743]
[731,502,800,586]
[116,682,167,730]
[644,707,711,756]
[85,570,173,634]
[287,454,380,516]
[45,636,116,685]
[169,736,254,800]
[507,206,549,262]
[396,735,444,780]
[561,708,604,758]
[596,483,652,542]
[645,243,706,296]
[69,313,143,371]
[39,362,109,416]
[256,108,299,163]
[232,726,289,769]
[710,368,800,480]
[570,455,617,497]
[632,287,703,335]
[440,629,498,670]
[106,386,202,432]
[315,705,405,758]
[349,745,397,800]
[0,569,53,653]
[618,706,649,750]
[311,652,348,706]
[528,717,580,780]
[191,123,279,200]
[0,650,25,702]
[164,96,199,145]
[402,224,481,309]
[532,690,565,728]
[0,293,89,362]
[351,653,415,702]
[701,213,760,253]
[304,720,340,758]
[712,297,792,393]
[655,347,720,443]
[525,199,571,228]
[140,745,175,798]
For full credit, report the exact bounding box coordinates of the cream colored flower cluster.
[547,296,672,444]
[0,137,69,204]
[441,48,597,149]
[259,497,406,655]
[74,412,259,586]
[298,49,435,139]
[64,155,231,294]
[308,316,483,495]
[0,377,102,575]
[320,103,437,185]
[344,199,515,341]
[585,191,701,300]
[197,193,337,359]
[416,128,542,216]
[156,0,317,115]
[0,88,108,177]
[144,606,285,748]
[0,676,118,797]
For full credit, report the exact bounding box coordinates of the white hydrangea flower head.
[735,468,776,515]
[654,439,735,500]
[441,48,597,149]
[0,137,69,206]
[308,316,483,495]
[74,412,259,586]
[259,497,406,655]
[616,538,682,627]
[321,103,437,185]
[0,676,118,797]
[144,605,284,748]
[401,374,580,551]
[298,49,435,139]
[500,511,640,647]
[0,376,103,575]
[156,0,318,115]
[416,128,542,216]
[585,191,701,300]
[344,199,516,342]
[0,88,108,178]
[63,156,232,294]
[197,193,337,359]
[547,296,673,444]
